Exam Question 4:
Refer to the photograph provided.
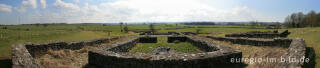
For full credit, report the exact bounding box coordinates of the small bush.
[2,27,7,29]
[25,29,30,31]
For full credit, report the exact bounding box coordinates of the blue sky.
[0,0,319,25]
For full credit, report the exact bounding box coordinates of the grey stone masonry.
[206,36,307,68]
[152,47,175,55]
[11,44,38,68]
[88,36,242,68]
[168,36,187,43]
[139,37,157,43]
[225,30,291,38]
[206,36,292,47]
[11,37,119,68]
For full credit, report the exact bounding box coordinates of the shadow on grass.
[0,59,12,68]
[303,47,316,68]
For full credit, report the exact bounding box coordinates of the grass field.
[129,37,201,53]
[0,24,140,60]
[1,24,320,67]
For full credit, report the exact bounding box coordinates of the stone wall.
[25,37,119,57]
[206,36,308,68]
[88,36,242,68]
[206,36,292,47]
[107,37,139,53]
[186,36,219,52]
[225,30,291,38]
[11,37,119,68]
[139,32,177,35]
[167,36,219,52]
[304,47,316,68]
[11,44,38,68]
[168,32,180,35]
[167,36,187,43]
[181,32,197,35]
[274,38,307,68]
[139,37,157,43]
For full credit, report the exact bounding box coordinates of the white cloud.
[0,4,12,13]
[54,0,80,10]
[15,0,37,13]
[53,0,81,15]
[40,0,47,8]
[81,0,275,22]
[34,0,277,23]
[75,0,81,3]
[22,0,37,8]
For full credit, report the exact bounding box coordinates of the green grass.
[156,25,320,67]
[129,37,202,53]
[0,30,124,59]
[0,24,139,59]
[1,24,320,67]
[285,27,320,68]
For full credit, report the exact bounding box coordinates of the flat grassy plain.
[1,24,320,67]
[0,24,140,59]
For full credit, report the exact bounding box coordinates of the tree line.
[184,22,216,25]
[284,10,320,28]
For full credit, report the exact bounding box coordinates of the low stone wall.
[304,47,316,68]
[225,30,290,38]
[181,32,197,35]
[206,36,292,47]
[167,36,187,43]
[108,37,139,53]
[139,32,176,35]
[139,37,157,43]
[206,36,308,68]
[168,32,180,35]
[186,36,219,52]
[11,44,38,68]
[276,38,307,68]
[88,36,242,68]
[11,37,119,68]
[167,36,219,52]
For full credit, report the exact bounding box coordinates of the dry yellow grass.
[33,36,135,68]
[35,48,89,68]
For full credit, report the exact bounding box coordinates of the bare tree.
[196,29,201,34]
[250,21,258,28]
[284,10,320,28]
[284,13,302,28]
[317,12,320,26]
[124,23,129,33]
[296,12,305,28]
[275,22,281,29]
[149,24,156,33]
[290,13,297,28]
[306,11,317,27]
[120,22,123,32]
[284,15,292,28]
